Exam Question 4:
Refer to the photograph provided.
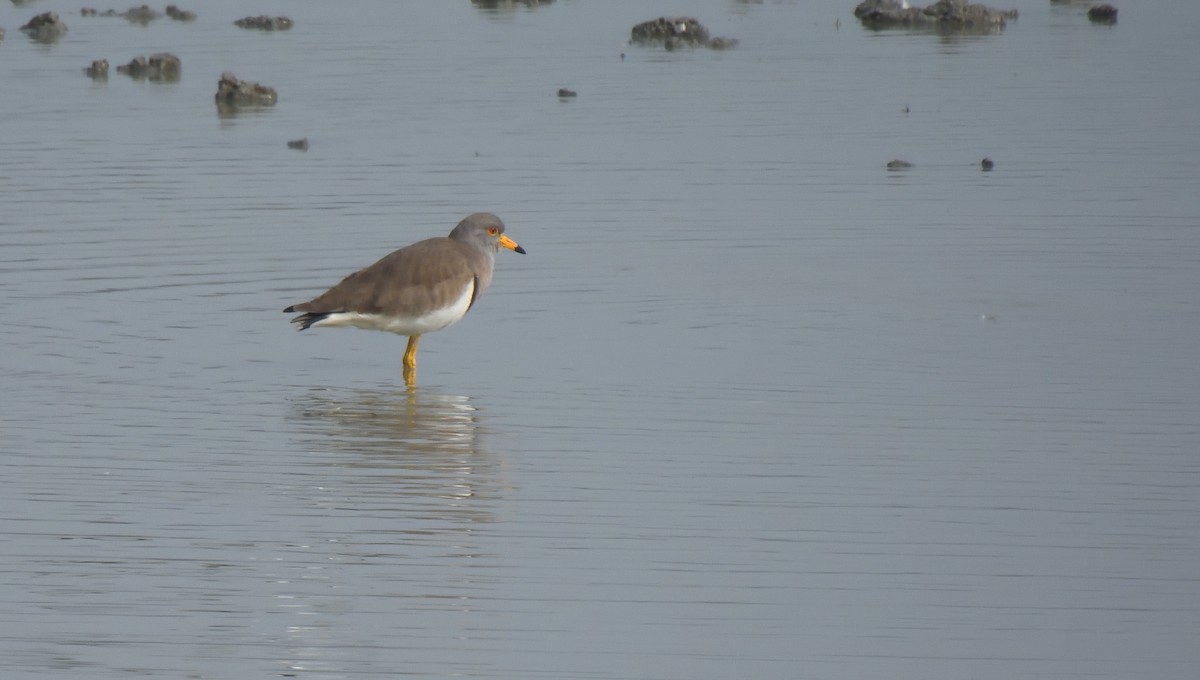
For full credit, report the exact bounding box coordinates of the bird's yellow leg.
[402,334,421,371]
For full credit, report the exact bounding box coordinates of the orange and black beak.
[499,234,526,254]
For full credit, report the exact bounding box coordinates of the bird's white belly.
[314,281,474,336]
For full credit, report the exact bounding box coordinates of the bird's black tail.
[284,307,329,331]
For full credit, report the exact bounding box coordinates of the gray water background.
[1,0,1198,678]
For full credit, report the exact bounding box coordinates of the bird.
[284,212,525,383]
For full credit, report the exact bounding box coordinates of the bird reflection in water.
[287,386,506,513]
[274,387,510,677]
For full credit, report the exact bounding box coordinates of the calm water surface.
[2,0,1198,678]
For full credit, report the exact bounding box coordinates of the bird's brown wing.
[288,237,478,317]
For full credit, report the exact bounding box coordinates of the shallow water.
[2,1,1199,678]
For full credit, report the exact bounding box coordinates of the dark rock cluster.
[80,5,195,21]
[1087,4,1117,24]
[471,0,555,8]
[85,59,110,79]
[234,15,294,31]
[116,53,182,81]
[854,0,1017,33]
[215,71,279,108]
[630,17,737,50]
[166,5,196,21]
[122,5,160,25]
[20,11,68,43]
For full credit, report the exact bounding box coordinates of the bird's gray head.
[449,213,526,255]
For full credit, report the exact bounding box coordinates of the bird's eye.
[487,227,499,236]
